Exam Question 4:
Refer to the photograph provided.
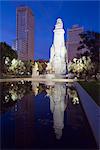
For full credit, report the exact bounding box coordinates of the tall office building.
[66,25,84,62]
[12,39,17,51]
[16,6,34,61]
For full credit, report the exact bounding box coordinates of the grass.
[79,80,100,106]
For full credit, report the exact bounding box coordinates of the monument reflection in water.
[46,83,67,140]
[0,81,97,149]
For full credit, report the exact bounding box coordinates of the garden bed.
[79,81,100,106]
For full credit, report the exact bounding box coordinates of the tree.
[68,56,94,79]
[24,60,32,75]
[36,61,47,75]
[0,42,18,75]
[9,59,25,76]
[77,31,100,78]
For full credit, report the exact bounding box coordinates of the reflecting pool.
[0,81,97,149]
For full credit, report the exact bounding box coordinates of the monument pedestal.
[45,74,66,79]
[54,74,66,79]
[46,74,55,79]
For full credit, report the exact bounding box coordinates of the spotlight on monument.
[46,18,68,79]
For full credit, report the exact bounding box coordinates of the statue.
[32,62,39,77]
[47,18,68,75]
[55,18,63,29]
[46,62,52,74]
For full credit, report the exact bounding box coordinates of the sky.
[0,0,99,60]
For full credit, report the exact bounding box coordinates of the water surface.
[0,81,97,149]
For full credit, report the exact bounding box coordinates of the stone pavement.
[74,82,99,146]
[0,77,76,83]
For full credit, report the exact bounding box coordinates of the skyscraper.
[16,6,34,61]
[12,39,17,51]
[66,25,84,62]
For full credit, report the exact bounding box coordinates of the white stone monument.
[32,62,39,77]
[48,18,67,75]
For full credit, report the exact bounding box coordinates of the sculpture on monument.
[32,62,39,77]
[47,18,68,75]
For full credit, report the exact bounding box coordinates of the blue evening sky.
[0,0,99,60]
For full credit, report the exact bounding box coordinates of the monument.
[32,62,39,77]
[46,18,68,77]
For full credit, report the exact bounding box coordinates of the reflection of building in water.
[14,94,35,146]
[47,83,67,139]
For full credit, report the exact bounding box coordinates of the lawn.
[79,81,100,106]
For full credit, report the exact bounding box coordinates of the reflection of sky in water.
[0,81,97,149]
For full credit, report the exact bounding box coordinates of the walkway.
[0,77,77,83]
[74,82,99,146]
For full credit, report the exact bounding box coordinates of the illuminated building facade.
[12,39,17,51]
[16,6,34,61]
[66,25,84,62]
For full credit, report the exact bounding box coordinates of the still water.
[0,81,97,149]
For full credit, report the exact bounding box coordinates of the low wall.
[75,82,99,146]
[0,77,75,83]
